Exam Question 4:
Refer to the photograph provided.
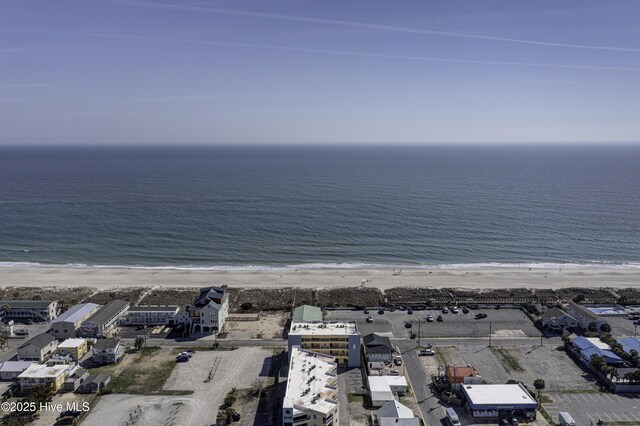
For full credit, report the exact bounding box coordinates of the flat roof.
[58,338,86,348]
[52,303,100,324]
[368,376,407,392]
[290,321,358,336]
[0,361,36,372]
[128,306,179,312]
[18,364,69,379]
[462,384,537,408]
[284,347,338,415]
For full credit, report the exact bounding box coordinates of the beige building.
[282,347,339,426]
[288,321,361,367]
[18,363,71,393]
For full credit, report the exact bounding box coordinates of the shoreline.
[1,266,640,291]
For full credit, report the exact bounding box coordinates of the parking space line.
[587,413,596,423]
[613,412,623,421]
[603,393,614,402]
[603,413,613,421]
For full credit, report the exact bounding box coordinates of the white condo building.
[175,286,229,334]
[282,347,339,426]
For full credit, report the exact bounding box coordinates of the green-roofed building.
[292,305,323,323]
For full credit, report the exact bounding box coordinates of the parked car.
[462,307,469,314]
[15,329,29,336]
[475,312,488,319]
[378,309,384,315]
[366,316,374,323]
[404,322,412,328]
[390,369,399,375]
[442,307,449,314]
[499,419,509,425]
[364,309,369,314]
[407,308,413,315]
[511,417,518,425]
[419,349,435,356]
[451,306,459,314]
[634,319,640,325]
[394,356,403,365]
[426,315,434,322]
[437,315,443,322]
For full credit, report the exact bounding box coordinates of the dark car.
[364,309,369,314]
[634,319,640,325]
[407,308,413,315]
[378,309,384,315]
[462,307,469,314]
[176,355,189,363]
[405,322,412,328]
[437,315,443,322]
[475,313,488,319]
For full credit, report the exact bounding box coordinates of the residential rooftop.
[0,300,56,308]
[51,303,100,324]
[289,321,358,336]
[18,333,56,350]
[284,347,338,415]
[58,338,86,348]
[18,363,69,379]
[84,300,129,326]
[93,338,121,350]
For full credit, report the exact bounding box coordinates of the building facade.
[0,361,36,380]
[50,303,101,339]
[461,384,538,419]
[80,300,129,338]
[124,306,179,326]
[288,322,361,368]
[282,347,339,426]
[363,333,394,369]
[0,300,58,322]
[92,338,125,364]
[566,302,604,330]
[17,333,58,362]
[174,286,229,334]
[18,364,71,392]
[57,338,88,361]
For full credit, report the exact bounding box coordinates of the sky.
[1,0,640,145]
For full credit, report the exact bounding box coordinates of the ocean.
[0,145,639,270]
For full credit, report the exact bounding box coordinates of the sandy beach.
[0,266,639,291]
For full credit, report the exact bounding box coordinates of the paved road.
[123,337,288,348]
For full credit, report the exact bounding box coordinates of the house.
[0,361,36,380]
[368,375,408,407]
[292,305,323,323]
[461,384,538,419]
[92,338,125,364]
[57,338,88,361]
[0,300,58,322]
[17,333,58,361]
[50,303,101,338]
[566,302,604,330]
[446,365,482,389]
[17,363,71,392]
[571,336,625,366]
[124,306,179,326]
[363,333,394,369]
[376,400,420,426]
[288,321,361,367]
[282,346,339,426]
[76,374,110,394]
[80,300,129,338]
[540,307,579,331]
[63,367,89,392]
[174,286,229,334]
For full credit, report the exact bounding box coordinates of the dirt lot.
[316,287,382,308]
[83,347,273,426]
[229,287,314,312]
[84,287,147,305]
[33,392,95,426]
[224,312,287,339]
[139,287,200,306]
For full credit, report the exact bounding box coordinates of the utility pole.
[540,330,544,347]
[418,320,421,347]
[635,324,637,339]
[489,322,492,347]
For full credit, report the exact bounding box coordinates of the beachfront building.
[124,306,180,326]
[17,333,58,362]
[92,338,125,364]
[57,338,88,361]
[363,333,394,369]
[375,400,420,426]
[174,286,229,334]
[0,361,36,380]
[50,303,101,338]
[292,305,323,323]
[461,384,538,420]
[571,336,625,366]
[282,346,339,426]
[566,302,605,330]
[0,300,58,322]
[540,307,579,332]
[80,299,129,338]
[17,363,71,393]
[288,321,361,367]
[368,375,408,407]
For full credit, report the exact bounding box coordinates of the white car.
[451,306,459,314]
[419,349,435,356]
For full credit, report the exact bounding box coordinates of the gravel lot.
[84,347,272,426]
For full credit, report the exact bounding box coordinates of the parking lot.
[604,315,639,337]
[544,392,640,425]
[326,307,539,339]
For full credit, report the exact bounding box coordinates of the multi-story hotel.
[282,346,339,426]
[288,321,361,367]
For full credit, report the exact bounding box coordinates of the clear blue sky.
[2,0,640,145]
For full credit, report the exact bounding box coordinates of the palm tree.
[533,378,546,402]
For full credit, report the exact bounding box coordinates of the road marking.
[587,412,596,423]
[603,412,613,421]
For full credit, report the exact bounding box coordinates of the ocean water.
[0,145,639,269]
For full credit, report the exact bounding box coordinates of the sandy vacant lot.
[224,312,287,339]
[84,347,272,426]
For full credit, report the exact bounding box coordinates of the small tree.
[134,336,145,351]
[600,323,612,333]
[533,378,546,402]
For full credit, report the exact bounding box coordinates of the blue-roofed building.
[572,336,625,366]
[619,337,640,356]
